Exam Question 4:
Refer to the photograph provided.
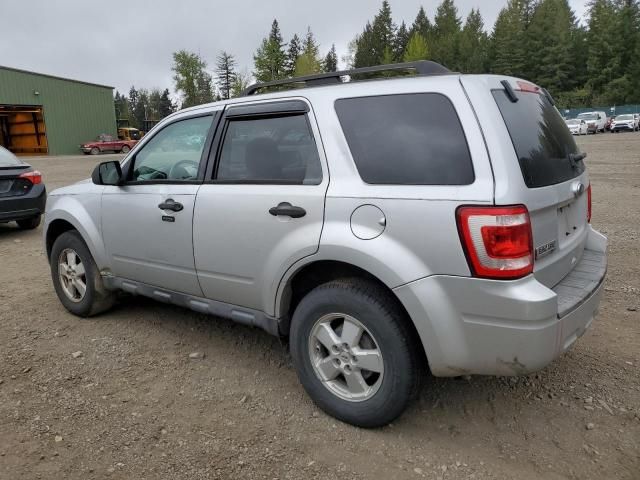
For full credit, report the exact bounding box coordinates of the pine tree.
[489,0,529,78]
[432,0,462,69]
[371,1,396,62]
[196,70,215,104]
[323,44,338,72]
[253,19,287,82]
[131,89,148,130]
[354,1,396,67]
[159,89,175,118]
[285,34,302,77]
[394,22,411,61]
[410,6,432,41]
[403,32,429,62]
[128,87,139,127]
[216,51,237,100]
[113,91,130,123]
[354,23,377,67]
[458,8,489,73]
[586,0,619,94]
[148,89,162,120]
[231,69,252,98]
[525,0,576,94]
[295,27,322,76]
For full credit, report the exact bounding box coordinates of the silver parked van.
[44,62,607,427]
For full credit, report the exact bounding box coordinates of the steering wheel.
[168,159,199,180]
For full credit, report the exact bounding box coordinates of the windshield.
[617,114,633,121]
[566,119,580,125]
[0,146,22,167]
[493,89,585,188]
[577,113,598,121]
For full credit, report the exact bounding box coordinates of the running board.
[102,276,281,337]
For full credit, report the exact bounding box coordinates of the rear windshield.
[0,146,22,167]
[335,93,474,185]
[493,89,585,188]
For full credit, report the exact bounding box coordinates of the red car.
[80,134,137,155]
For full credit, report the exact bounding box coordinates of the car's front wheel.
[90,147,100,155]
[121,145,130,153]
[50,231,115,317]
[290,279,421,428]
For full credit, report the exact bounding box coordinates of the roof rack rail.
[241,60,451,97]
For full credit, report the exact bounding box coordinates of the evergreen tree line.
[351,0,640,107]
[116,0,640,116]
[113,87,176,130]
[168,21,339,109]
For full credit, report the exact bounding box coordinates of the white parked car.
[565,118,588,135]
[611,114,637,132]
[577,111,607,133]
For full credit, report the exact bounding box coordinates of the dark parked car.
[0,145,46,229]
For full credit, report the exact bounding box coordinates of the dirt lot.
[1,135,639,480]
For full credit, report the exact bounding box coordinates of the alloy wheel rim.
[308,313,384,402]
[58,248,87,303]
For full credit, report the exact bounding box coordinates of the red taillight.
[456,205,533,280]
[19,170,42,185]
[587,184,592,223]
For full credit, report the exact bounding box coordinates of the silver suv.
[44,62,607,428]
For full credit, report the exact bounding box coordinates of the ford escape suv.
[44,61,607,428]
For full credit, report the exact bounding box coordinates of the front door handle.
[158,199,184,212]
[269,202,306,218]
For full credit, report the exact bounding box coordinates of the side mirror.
[92,161,123,186]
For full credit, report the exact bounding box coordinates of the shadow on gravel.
[0,222,31,239]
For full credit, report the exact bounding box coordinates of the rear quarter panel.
[275,77,495,311]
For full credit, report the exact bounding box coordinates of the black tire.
[290,278,421,428]
[90,147,100,155]
[16,215,41,230]
[50,230,115,317]
[121,145,130,153]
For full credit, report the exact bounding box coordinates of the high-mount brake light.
[456,205,534,280]
[516,81,540,93]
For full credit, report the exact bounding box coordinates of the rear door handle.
[158,199,184,212]
[269,202,306,218]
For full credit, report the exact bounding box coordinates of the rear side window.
[335,94,474,185]
[216,114,322,185]
[493,89,585,188]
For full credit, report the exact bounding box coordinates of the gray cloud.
[1,0,588,95]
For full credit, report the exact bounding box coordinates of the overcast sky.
[1,0,588,96]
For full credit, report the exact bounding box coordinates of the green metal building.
[0,66,115,155]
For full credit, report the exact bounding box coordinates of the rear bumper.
[395,227,607,377]
[0,183,47,222]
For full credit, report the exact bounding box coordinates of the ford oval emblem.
[571,181,585,198]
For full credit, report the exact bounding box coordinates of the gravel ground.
[1,134,639,480]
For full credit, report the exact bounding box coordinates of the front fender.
[44,193,109,271]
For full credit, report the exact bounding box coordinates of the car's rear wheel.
[90,147,100,155]
[16,215,41,230]
[121,145,130,153]
[50,231,115,317]
[290,278,421,428]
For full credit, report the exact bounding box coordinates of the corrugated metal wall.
[0,67,115,155]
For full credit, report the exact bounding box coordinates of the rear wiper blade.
[568,152,587,167]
